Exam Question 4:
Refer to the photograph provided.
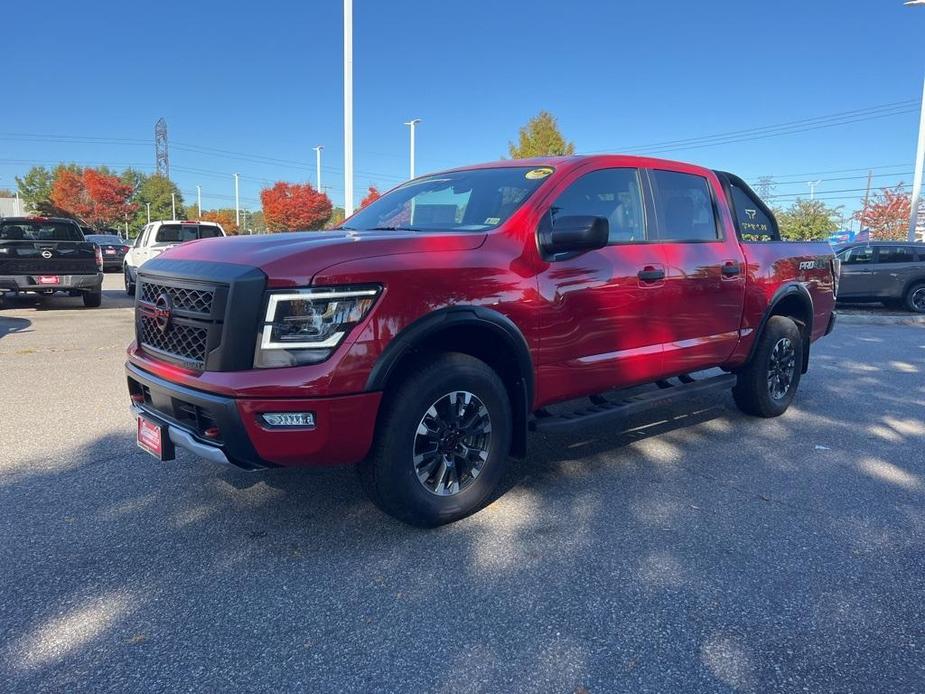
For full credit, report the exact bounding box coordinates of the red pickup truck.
[126,155,837,525]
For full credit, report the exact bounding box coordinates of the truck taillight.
[94,245,103,270]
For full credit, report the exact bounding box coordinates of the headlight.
[254,286,380,368]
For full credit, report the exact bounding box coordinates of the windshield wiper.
[367,225,422,232]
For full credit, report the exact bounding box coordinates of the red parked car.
[126,155,837,525]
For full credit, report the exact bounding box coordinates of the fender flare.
[747,282,814,369]
[366,306,533,402]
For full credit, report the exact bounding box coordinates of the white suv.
[124,220,226,295]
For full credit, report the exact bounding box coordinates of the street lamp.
[314,145,324,192]
[404,119,422,179]
[907,1,925,240]
[344,0,354,215]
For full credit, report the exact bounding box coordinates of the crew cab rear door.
[646,167,746,375]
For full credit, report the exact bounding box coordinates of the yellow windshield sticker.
[525,167,553,180]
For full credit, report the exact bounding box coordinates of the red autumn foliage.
[260,181,332,232]
[360,185,381,209]
[50,168,137,228]
[855,185,912,241]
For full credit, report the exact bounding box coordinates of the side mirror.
[539,214,609,257]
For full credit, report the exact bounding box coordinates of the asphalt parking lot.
[1,274,924,693]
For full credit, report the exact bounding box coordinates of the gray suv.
[836,242,925,313]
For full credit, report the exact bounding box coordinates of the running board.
[529,373,737,433]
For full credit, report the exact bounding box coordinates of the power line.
[586,99,920,155]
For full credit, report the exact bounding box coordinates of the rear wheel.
[733,315,803,418]
[905,283,925,314]
[359,353,511,527]
[82,290,102,308]
[124,266,136,296]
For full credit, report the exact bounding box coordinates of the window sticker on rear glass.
[525,167,553,180]
[484,217,501,225]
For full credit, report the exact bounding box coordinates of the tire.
[82,290,102,308]
[359,352,512,527]
[904,283,925,314]
[124,267,136,297]
[733,315,803,418]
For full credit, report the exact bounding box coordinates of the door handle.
[722,261,741,277]
[637,267,666,282]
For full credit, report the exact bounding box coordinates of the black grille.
[139,314,209,369]
[140,282,214,315]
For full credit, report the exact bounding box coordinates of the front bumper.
[0,273,103,292]
[126,362,382,469]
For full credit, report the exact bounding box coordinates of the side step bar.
[530,373,737,433]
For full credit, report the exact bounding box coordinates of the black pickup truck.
[0,217,104,307]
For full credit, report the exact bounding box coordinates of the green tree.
[775,199,841,241]
[507,110,575,159]
[131,174,186,228]
[325,207,346,229]
[15,166,54,213]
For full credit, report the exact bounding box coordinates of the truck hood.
[159,230,487,287]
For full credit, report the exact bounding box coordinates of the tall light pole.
[343,0,354,215]
[234,172,240,227]
[404,119,422,179]
[171,193,176,219]
[146,202,151,223]
[908,74,925,241]
[807,180,822,200]
[197,185,202,220]
[314,145,324,192]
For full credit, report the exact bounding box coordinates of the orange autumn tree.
[200,209,239,235]
[855,185,911,240]
[360,185,381,208]
[50,167,137,228]
[260,181,332,231]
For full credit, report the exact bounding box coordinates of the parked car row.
[0,217,226,308]
[835,241,925,313]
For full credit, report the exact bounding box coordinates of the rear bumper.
[0,273,103,292]
[126,362,381,469]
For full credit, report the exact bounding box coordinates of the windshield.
[155,224,223,243]
[0,220,82,241]
[86,234,124,245]
[343,166,554,232]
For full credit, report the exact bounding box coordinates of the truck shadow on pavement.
[0,315,31,340]
[1,328,924,691]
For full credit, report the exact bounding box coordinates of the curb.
[836,312,925,326]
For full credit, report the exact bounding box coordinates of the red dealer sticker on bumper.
[137,416,167,460]
[36,276,60,285]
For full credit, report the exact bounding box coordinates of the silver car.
[836,242,925,313]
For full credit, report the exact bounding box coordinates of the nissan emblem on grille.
[154,293,173,333]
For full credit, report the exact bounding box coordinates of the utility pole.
[807,180,822,200]
[343,0,354,216]
[859,170,873,234]
[197,185,202,219]
[171,193,176,220]
[404,119,422,179]
[909,74,925,242]
[234,173,240,227]
[146,202,151,223]
[314,145,323,192]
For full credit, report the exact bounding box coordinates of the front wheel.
[359,353,512,527]
[733,315,803,418]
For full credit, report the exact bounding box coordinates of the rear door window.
[876,246,916,264]
[649,170,720,241]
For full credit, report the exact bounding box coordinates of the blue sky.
[3,0,923,220]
